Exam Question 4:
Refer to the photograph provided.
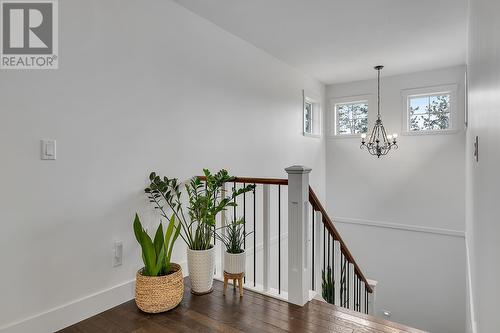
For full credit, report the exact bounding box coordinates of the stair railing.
[198,166,375,315]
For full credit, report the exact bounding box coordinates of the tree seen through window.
[336,102,368,135]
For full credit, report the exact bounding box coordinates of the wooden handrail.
[196,175,372,293]
[309,187,373,293]
[198,176,288,186]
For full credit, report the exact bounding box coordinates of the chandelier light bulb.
[393,133,398,138]
[361,133,367,139]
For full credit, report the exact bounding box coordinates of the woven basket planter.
[187,247,215,294]
[135,263,184,313]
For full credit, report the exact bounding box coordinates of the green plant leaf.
[152,244,165,276]
[133,213,142,245]
[141,232,157,276]
[153,222,164,256]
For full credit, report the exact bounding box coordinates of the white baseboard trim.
[333,217,465,238]
[465,239,478,333]
[0,279,135,333]
[1,261,190,333]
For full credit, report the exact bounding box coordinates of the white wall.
[326,66,466,333]
[0,1,325,331]
[466,0,500,332]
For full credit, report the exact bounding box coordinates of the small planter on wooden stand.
[222,249,246,297]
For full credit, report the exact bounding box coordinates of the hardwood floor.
[58,278,426,333]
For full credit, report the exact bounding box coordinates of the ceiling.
[173,0,468,84]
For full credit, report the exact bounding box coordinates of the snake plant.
[133,213,181,276]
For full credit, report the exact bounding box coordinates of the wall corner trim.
[333,217,465,238]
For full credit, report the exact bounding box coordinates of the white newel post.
[285,165,312,306]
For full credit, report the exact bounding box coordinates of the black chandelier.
[360,65,398,158]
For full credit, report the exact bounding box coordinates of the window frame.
[303,90,322,138]
[401,84,458,135]
[329,94,373,138]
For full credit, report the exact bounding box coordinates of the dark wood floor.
[58,278,426,333]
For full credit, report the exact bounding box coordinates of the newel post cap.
[285,165,312,174]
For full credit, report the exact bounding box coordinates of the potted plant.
[217,218,251,275]
[133,214,183,313]
[145,169,254,295]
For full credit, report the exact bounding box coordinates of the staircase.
[200,165,376,316]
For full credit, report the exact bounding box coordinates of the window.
[402,85,458,134]
[303,90,321,137]
[304,100,313,134]
[408,94,450,131]
[329,95,371,137]
[335,101,368,135]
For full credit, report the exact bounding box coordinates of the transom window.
[408,93,451,131]
[402,85,457,134]
[335,101,368,135]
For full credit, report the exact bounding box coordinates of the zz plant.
[145,169,255,251]
[133,213,180,276]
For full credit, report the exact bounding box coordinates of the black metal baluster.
[347,259,350,309]
[360,277,362,311]
[340,254,343,306]
[332,234,335,305]
[327,233,330,275]
[365,287,368,314]
[330,234,333,304]
[311,207,315,290]
[253,184,256,287]
[243,183,246,284]
[278,184,281,294]
[233,181,236,220]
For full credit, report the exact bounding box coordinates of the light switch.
[41,139,56,160]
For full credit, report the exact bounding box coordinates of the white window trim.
[328,94,373,139]
[401,84,459,136]
[303,90,322,138]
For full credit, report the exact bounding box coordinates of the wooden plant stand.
[223,271,244,297]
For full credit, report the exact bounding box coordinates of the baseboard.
[465,239,478,333]
[333,217,465,238]
[1,261,190,333]
[0,279,135,333]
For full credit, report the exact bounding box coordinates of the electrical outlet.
[113,241,123,267]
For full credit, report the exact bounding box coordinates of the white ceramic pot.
[187,246,215,294]
[224,250,246,274]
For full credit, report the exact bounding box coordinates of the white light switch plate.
[41,139,56,160]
